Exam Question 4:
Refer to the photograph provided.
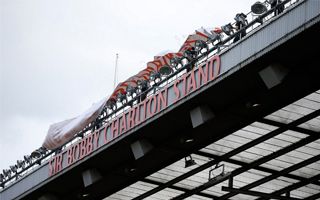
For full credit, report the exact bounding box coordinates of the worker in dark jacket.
[233,13,248,43]
[270,0,284,16]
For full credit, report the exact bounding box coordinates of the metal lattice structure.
[109,91,320,200]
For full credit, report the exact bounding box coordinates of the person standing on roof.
[270,0,284,16]
[233,13,248,43]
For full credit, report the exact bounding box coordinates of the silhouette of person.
[270,0,284,16]
[233,13,248,43]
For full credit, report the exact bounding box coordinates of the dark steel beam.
[132,109,319,200]
[132,155,225,200]
[142,178,218,199]
[256,173,320,200]
[172,134,320,200]
[195,151,320,187]
[219,154,320,199]
[170,172,232,200]
[258,118,319,136]
[221,187,301,200]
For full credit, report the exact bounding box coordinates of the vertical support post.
[286,191,290,197]
[228,175,233,189]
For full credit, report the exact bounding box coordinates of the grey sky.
[0,0,257,171]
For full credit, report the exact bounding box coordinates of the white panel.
[306,0,320,22]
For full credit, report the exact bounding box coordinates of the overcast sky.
[0,0,257,171]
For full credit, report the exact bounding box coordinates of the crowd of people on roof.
[105,15,247,111]
[105,0,286,113]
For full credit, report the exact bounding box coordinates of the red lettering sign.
[198,63,208,86]
[48,55,221,177]
[208,55,221,81]
[173,79,181,103]
[147,95,157,117]
[93,131,100,150]
[157,87,167,112]
[104,123,111,144]
[111,119,119,138]
[119,113,127,135]
[187,69,197,94]
[67,147,73,166]
[86,134,93,155]
[127,107,136,129]
[49,153,63,176]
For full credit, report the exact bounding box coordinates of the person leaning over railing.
[233,13,248,43]
[270,0,284,16]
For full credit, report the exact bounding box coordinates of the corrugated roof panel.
[262,158,298,171]
[295,145,320,158]
[263,136,293,147]
[108,181,157,200]
[264,92,319,124]
[265,109,305,124]
[235,171,265,185]
[298,117,320,131]
[294,97,320,110]
[290,188,315,199]
[299,184,320,196]
[257,178,298,191]
[230,131,305,165]
[231,151,264,164]
[274,130,308,142]
[290,162,320,178]
[233,129,263,140]
[204,181,229,196]
[305,139,320,150]
[214,138,246,150]
[149,188,183,200]
[202,143,233,155]
[185,195,211,200]
[201,122,279,160]
[110,90,319,200]
[248,168,271,177]
[304,91,320,102]
[230,194,257,200]
[244,122,277,133]
[260,150,319,173]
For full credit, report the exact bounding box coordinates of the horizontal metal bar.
[256,173,320,200]
[132,109,319,200]
[171,172,232,200]
[221,187,301,200]
[142,178,218,199]
[219,153,320,199]
[195,151,320,187]
[171,134,320,200]
[258,118,320,136]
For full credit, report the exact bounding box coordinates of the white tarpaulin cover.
[42,97,108,150]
